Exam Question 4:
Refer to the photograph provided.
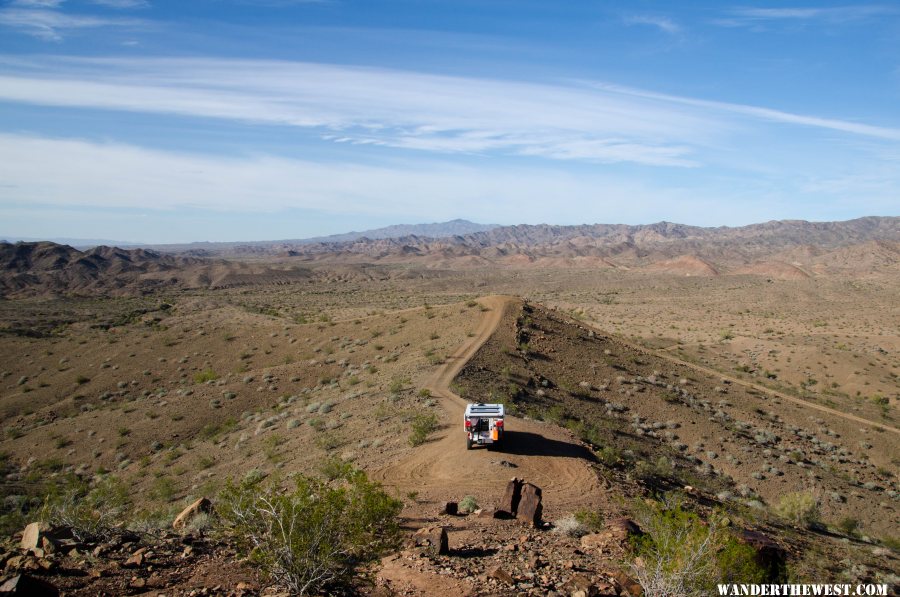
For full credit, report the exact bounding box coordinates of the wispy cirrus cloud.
[0,0,147,41]
[715,5,898,27]
[623,14,681,35]
[0,56,897,169]
[89,0,150,8]
[0,56,715,166]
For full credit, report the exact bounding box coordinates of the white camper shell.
[464,403,504,450]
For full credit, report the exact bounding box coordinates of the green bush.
[41,475,130,542]
[458,495,479,514]
[194,369,218,384]
[409,412,439,447]
[574,508,604,532]
[773,491,819,528]
[217,468,401,595]
[629,498,766,596]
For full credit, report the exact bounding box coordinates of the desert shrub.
[41,475,130,542]
[574,508,604,532]
[199,417,238,441]
[194,369,218,384]
[773,491,819,528]
[458,495,479,514]
[629,498,766,596]
[836,517,859,537]
[217,468,401,595]
[409,412,439,447]
[553,514,588,537]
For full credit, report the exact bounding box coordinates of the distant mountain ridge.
[3,217,898,296]
[294,218,500,244]
[283,216,900,275]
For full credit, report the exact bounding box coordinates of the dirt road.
[373,296,602,516]
[607,328,900,436]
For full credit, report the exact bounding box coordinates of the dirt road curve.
[373,296,602,516]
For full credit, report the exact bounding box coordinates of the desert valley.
[0,217,897,595]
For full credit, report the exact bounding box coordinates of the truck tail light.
[465,420,471,428]
[495,419,503,428]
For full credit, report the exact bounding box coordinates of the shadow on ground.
[492,430,597,462]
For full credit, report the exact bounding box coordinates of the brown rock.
[612,571,643,597]
[516,483,543,527]
[580,533,605,550]
[39,537,55,555]
[477,508,499,518]
[0,574,59,596]
[19,522,46,551]
[4,555,24,571]
[129,578,146,589]
[172,497,213,530]
[487,566,515,585]
[564,573,597,597]
[37,558,55,571]
[737,529,786,581]
[606,518,642,542]
[442,501,458,516]
[413,526,449,556]
[595,581,618,596]
[498,477,523,517]
[123,550,145,567]
[19,523,72,552]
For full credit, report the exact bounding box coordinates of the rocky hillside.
[203,217,900,275]
[0,242,317,298]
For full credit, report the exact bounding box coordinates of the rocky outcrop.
[172,497,212,530]
[517,483,543,528]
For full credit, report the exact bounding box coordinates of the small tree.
[217,468,401,595]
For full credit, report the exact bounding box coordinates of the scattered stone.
[564,573,597,597]
[606,518,642,543]
[613,570,643,596]
[123,547,148,567]
[0,574,59,596]
[414,526,449,556]
[580,533,605,550]
[487,565,515,585]
[19,523,72,554]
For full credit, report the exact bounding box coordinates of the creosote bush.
[773,491,820,529]
[217,467,402,596]
[41,475,130,542]
[408,412,439,447]
[629,496,767,597]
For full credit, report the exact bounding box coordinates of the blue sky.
[0,1,898,243]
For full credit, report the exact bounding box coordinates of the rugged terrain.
[0,219,897,594]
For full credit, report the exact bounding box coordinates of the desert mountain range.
[2,216,898,297]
